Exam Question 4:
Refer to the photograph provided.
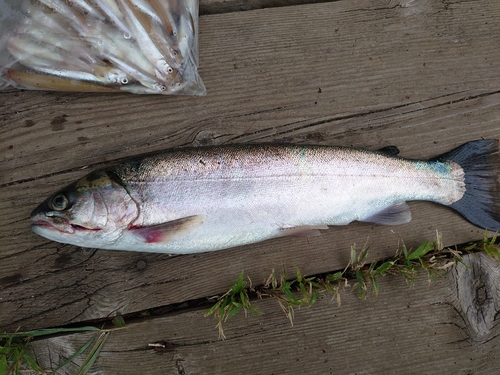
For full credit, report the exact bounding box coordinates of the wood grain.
[1,0,499,336]
[200,0,335,14]
[451,252,500,342]
[28,254,500,375]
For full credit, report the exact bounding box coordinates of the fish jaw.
[31,210,81,245]
[31,212,76,235]
[30,211,109,247]
[31,222,72,244]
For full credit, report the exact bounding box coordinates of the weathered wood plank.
[1,0,500,332]
[28,254,500,375]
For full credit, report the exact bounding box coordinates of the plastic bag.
[0,0,205,95]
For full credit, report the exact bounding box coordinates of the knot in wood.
[451,253,500,341]
[136,259,147,270]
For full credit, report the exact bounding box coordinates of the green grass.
[0,319,124,375]
[206,231,500,339]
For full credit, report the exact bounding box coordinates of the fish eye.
[51,194,68,211]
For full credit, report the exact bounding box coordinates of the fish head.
[31,169,139,248]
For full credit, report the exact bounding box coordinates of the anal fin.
[362,202,412,225]
[279,224,329,238]
[129,215,204,243]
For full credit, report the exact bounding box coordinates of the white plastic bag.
[0,0,205,95]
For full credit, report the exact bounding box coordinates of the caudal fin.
[436,139,500,231]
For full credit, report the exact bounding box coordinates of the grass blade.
[111,316,126,328]
[52,332,101,373]
[21,350,45,373]
[0,355,7,375]
[407,240,433,260]
[0,327,100,340]
[76,331,109,375]
[226,304,243,320]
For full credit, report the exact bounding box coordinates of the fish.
[2,0,204,95]
[88,0,132,37]
[66,0,107,21]
[5,69,117,92]
[116,0,178,82]
[30,140,500,254]
[35,0,91,36]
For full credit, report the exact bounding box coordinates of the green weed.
[465,231,500,260]
[204,272,261,339]
[206,231,476,339]
[0,317,125,375]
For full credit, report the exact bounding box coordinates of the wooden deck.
[1,0,499,373]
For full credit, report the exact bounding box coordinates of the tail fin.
[435,139,500,231]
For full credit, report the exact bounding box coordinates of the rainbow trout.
[31,140,500,253]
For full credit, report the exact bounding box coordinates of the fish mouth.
[31,213,100,234]
[31,214,75,235]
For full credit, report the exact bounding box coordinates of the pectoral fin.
[362,202,411,225]
[279,225,329,237]
[129,215,204,243]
